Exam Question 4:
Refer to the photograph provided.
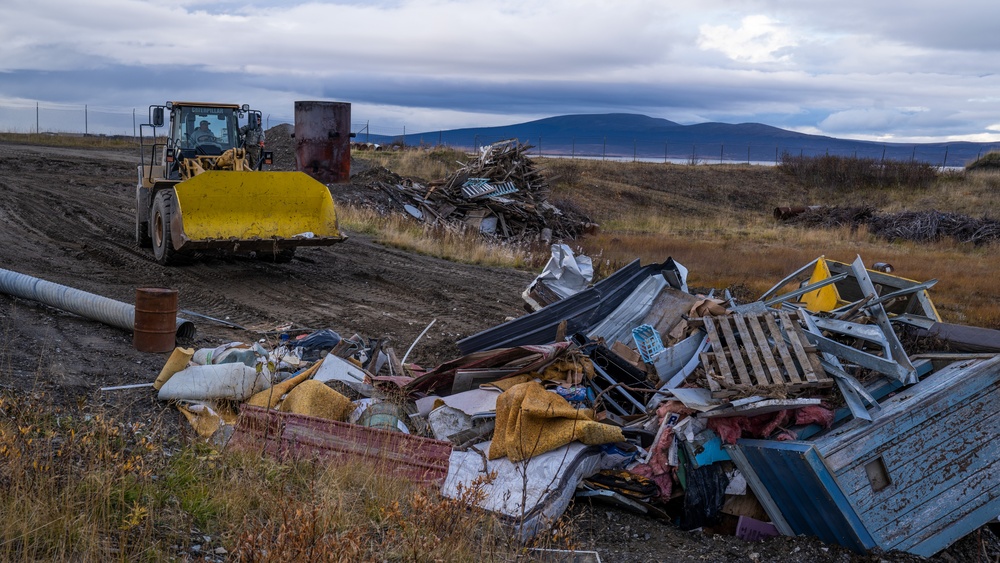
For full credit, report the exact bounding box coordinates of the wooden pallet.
[699,310,831,398]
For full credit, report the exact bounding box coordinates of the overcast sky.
[2,0,999,142]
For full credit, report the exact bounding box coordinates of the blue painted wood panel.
[809,355,1000,556]
[732,440,876,552]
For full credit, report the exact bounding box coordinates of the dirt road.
[0,142,532,399]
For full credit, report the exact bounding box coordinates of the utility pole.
[85,104,88,135]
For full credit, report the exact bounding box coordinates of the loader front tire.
[152,190,180,266]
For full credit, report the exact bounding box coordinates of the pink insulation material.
[707,405,834,445]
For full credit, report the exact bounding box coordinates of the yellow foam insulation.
[489,381,624,462]
[278,379,354,422]
[483,373,535,392]
[177,401,237,439]
[245,359,323,409]
[153,347,194,390]
[540,355,594,385]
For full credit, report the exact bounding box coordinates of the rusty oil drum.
[133,287,178,353]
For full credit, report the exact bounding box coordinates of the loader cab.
[169,104,239,157]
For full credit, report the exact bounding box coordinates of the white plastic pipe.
[0,267,195,338]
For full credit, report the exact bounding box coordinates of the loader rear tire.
[135,216,152,249]
[152,190,181,266]
[136,188,152,248]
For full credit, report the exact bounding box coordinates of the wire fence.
[3,101,997,167]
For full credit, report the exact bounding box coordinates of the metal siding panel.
[456,259,646,354]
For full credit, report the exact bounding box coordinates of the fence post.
[942,146,949,169]
[603,137,606,161]
[664,141,668,164]
[633,138,637,162]
[572,137,575,159]
[720,145,724,164]
[747,145,750,165]
[36,102,39,134]
[85,104,88,136]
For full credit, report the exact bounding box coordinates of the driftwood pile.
[779,205,1000,245]
[366,140,596,242]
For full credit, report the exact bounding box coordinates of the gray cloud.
[2,0,999,141]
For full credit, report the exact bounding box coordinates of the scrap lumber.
[354,140,595,242]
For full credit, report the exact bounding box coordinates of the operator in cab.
[192,120,217,144]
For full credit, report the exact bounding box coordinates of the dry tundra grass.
[350,151,1000,329]
[0,388,542,562]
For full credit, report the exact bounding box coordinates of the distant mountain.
[362,113,998,166]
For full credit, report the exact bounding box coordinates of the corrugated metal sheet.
[230,405,452,485]
[586,274,668,345]
[458,258,680,354]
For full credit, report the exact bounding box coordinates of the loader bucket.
[170,171,346,252]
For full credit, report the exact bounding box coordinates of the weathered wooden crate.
[730,355,1000,556]
[699,310,832,397]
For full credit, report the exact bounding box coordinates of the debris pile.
[364,140,597,242]
[145,249,1000,558]
[776,205,1000,245]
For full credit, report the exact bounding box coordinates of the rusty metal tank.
[133,287,178,353]
[294,101,351,183]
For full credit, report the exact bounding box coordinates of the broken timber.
[699,311,832,398]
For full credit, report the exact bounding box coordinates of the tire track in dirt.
[0,142,533,370]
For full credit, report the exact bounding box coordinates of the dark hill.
[369,113,997,166]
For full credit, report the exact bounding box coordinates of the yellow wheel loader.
[136,101,346,265]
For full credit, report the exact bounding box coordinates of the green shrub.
[778,153,937,190]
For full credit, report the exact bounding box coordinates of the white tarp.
[526,244,594,302]
[442,441,603,539]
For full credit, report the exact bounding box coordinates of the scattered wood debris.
[778,205,1000,245]
[361,139,597,242]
